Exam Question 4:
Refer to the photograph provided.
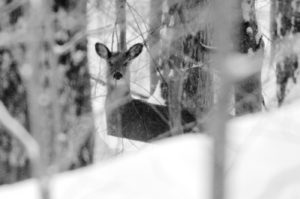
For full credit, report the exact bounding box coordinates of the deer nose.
[113,72,123,80]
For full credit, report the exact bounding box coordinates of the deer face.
[95,43,143,80]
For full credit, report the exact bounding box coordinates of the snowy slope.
[1,99,300,199]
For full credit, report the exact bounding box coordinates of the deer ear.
[95,43,111,59]
[127,43,143,60]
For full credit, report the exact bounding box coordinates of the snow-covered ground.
[1,97,300,199]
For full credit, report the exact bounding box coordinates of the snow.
[1,99,300,199]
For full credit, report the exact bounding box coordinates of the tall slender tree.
[147,0,163,94]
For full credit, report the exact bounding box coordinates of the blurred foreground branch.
[0,101,49,199]
[210,0,240,198]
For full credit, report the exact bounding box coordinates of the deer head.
[95,43,143,80]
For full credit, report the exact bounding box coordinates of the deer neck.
[106,75,131,107]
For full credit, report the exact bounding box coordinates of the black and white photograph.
[0,0,300,198]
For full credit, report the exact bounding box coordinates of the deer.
[95,42,195,142]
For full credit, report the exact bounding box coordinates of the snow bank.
[1,100,300,199]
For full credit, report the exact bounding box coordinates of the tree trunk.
[116,0,127,52]
[160,1,183,135]
[271,0,300,105]
[235,0,263,115]
[148,0,163,94]
[161,0,213,134]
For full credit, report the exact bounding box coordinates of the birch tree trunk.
[235,0,263,115]
[271,0,300,105]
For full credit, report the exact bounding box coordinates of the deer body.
[95,43,195,141]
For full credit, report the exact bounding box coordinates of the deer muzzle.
[113,72,123,80]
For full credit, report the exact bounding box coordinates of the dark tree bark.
[235,0,263,115]
[271,0,300,105]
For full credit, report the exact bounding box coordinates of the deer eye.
[108,61,113,66]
